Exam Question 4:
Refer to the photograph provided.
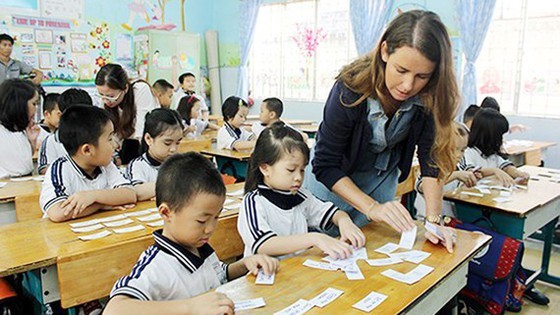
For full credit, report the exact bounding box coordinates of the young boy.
[217,96,256,150]
[251,97,308,140]
[39,93,61,134]
[38,88,93,174]
[152,79,174,109]
[171,72,208,113]
[40,106,136,222]
[104,152,279,315]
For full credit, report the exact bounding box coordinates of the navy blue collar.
[257,184,306,210]
[153,229,215,273]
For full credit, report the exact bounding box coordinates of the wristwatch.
[425,215,441,225]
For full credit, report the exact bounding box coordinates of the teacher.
[95,63,159,164]
[305,10,458,252]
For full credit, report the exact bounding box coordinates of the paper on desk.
[224,198,237,205]
[273,299,314,315]
[322,247,367,269]
[69,219,100,228]
[382,264,434,285]
[235,298,266,311]
[147,220,164,227]
[374,242,399,255]
[424,222,445,240]
[71,223,104,233]
[366,257,404,267]
[460,191,484,197]
[352,291,388,312]
[0,182,7,188]
[309,288,344,308]
[302,259,337,271]
[96,214,128,223]
[124,209,153,217]
[32,175,44,181]
[255,269,275,285]
[113,225,145,234]
[343,263,365,280]
[390,250,431,264]
[148,208,159,213]
[223,203,241,211]
[476,187,492,194]
[78,230,111,241]
[102,218,134,227]
[399,226,417,249]
[493,197,512,203]
[226,189,244,197]
[477,179,492,185]
[10,177,32,182]
[136,213,162,222]
[500,191,512,197]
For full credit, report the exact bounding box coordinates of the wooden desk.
[504,140,556,166]
[201,147,252,180]
[217,222,490,314]
[178,137,212,153]
[0,178,43,202]
[298,124,319,138]
[444,165,560,286]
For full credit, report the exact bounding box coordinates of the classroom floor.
[505,238,560,314]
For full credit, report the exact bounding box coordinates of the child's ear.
[159,203,173,221]
[144,133,154,147]
[80,143,93,156]
[259,164,270,177]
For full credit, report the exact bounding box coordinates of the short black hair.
[468,108,509,158]
[221,96,248,121]
[141,108,184,152]
[462,104,480,124]
[0,79,37,132]
[58,88,93,112]
[156,152,226,212]
[0,34,14,45]
[152,79,174,92]
[263,97,283,118]
[43,93,60,113]
[177,94,200,123]
[178,72,195,84]
[480,96,500,112]
[58,105,112,156]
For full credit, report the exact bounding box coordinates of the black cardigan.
[312,80,439,190]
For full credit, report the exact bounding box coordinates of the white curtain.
[350,0,394,56]
[236,0,262,100]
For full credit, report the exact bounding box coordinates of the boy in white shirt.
[217,96,255,150]
[252,97,308,141]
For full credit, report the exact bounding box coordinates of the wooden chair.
[15,194,42,222]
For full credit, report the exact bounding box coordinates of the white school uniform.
[171,90,208,112]
[217,122,255,150]
[462,147,514,170]
[38,131,67,173]
[251,121,298,139]
[132,81,160,139]
[237,184,338,258]
[0,125,34,178]
[184,118,207,139]
[126,152,161,185]
[40,156,131,215]
[110,229,228,301]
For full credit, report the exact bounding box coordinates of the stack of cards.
[398,226,417,249]
[255,269,275,285]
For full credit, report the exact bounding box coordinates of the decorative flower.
[291,25,327,59]
[96,27,103,34]
[95,56,107,67]
[102,40,110,49]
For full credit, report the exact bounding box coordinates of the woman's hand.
[424,223,456,253]
[492,168,515,187]
[367,201,415,233]
[453,171,478,187]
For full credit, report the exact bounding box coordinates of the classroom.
[0,0,559,314]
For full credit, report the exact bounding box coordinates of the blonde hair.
[336,10,459,179]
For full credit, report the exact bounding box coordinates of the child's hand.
[61,191,97,218]
[493,169,515,187]
[515,171,530,185]
[338,217,366,248]
[243,254,279,276]
[455,171,478,187]
[184,292,234,315]
[25,123,40,145]
[312,232,353,260]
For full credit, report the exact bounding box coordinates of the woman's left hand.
[338,217,366,248]
[26,123,40,145]
[424,224,456,253]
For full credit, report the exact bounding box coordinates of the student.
[105,152,279,315]
[177,95,206,138]
[38,88,93,174]
[0,79,40,179]
[152,79,174,109]
[217,96,256,150]
[40,106,136,222]
[463,108,530,187]
[480,96,528,133]
[39,93,61,134]
[462,104,480,130]
[238,122,365,259]
[414,123,480,219]
[127,108,184,201]
[252,97,308,141]
[171,72,208,113]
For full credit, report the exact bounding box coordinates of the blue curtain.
[457,0,496,112]
[236,0,262,100]
[349,0,394,56]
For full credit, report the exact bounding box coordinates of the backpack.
[444,217,526,315]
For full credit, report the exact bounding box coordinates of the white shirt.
[126,153,160,185]
[170,90,208,112]
[38,131,68,173]
[251,122,266,139]
[40,156,131,215]
[217,122,255,150]
[463,147,513,170]
[110,230,228,301]
[238,185,338,258]
[0,125,34,178]
[184,118,207,139]
[36,125,51,147]
[132,81,160,139]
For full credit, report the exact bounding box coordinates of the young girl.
[464,108,530,187]
[237,122,365,259]
[0,79,41,178]
[217,96,255,150]
[126,108,184,201]
[177,95,206,138]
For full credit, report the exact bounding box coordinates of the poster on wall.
[34,29,53,43]
[40,0,84,20]
[115,34,132,61]
[20,33,34,43]
[70,33,87,52]
[39,50,52,69]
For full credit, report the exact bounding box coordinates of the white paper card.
[78,230,111,241]
[493,197,512,203]
[147,220,164,227]
[390,250,431,264]
[69,219,100,228]
[500,191,512,197]
[124,209,153,217]
[10,177,32,182]
[136,213,162,222]
[343,263,364,280]
[224,198,237,205]
[273,299,314,315]
[96,214,128,223]
[424,222,445,240]
[382,264,434,285]
[309,288,344,308]
[322,247,368,269]
[103,218,134,227]
[352,291,388,313]
[71,223,104,233]
[224,203,241,211]
[476,187,492,194]
[302,259,337,271]
[0,182,7,188]
[374,242,399,255]
[399,226,417,249]
[148,208,159,213]
[113,225,145,234]
[255,269,275,285]
[235,298,266,311]
[366,257,404,267]
[227,189,244,197]
[461,191,484,197]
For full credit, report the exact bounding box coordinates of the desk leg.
[536,217,560,285]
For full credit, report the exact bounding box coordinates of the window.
[476,0,560,117]
[249,0,357,101]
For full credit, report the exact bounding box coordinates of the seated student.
[36,93,61,144]
[463,108,530,187]
[152,79,174,109]
[217,96,256,150]
[238,122,365,259]
[462,104,480,130]
[177,95,206,138]
[0,79,40,179]
[251,97,308,141]
[38,88,93,174]
[105,152,279,315]
[127,108,183,201]
[480,96,528,133]
[40,106,136,222]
